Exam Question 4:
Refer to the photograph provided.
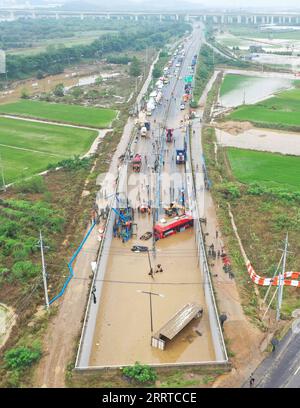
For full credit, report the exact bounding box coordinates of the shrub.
[47,156,92,171]
[216,182,241,199]
[21,88,29,99]
[122,362,157,384]
[14,176,46,194]
[12,260,39,281]
[4,345,42,370]
[129,56,142,77]
[12,246,30,261]
[0,220,19,238]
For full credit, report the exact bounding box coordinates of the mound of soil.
[214,121,253,135]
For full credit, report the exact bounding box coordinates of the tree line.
[0,17,127,50]
[3,21,191,80]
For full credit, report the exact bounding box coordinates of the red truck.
[132,154,142,172]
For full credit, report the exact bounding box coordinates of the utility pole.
[147,249,153,275]
[276,233,289,321]
[39,230,49,310]
[137,290,164,334]
[0,154,6,192]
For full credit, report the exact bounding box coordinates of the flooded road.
[219,74,292,107]
[216,127,300,156]
[88,26,217,366]
[90,228,215,366]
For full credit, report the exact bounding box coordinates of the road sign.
[184,75,193,83]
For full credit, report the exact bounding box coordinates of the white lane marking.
[294,366,300,376]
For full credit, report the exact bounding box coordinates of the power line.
[0,279,44,333]
[43,273,244,288]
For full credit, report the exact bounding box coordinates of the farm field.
[220,74,257,96]
[0,117,98,183]
[219,74,292,107]
[8,30,117,56]
[223,25,300,40]
[228,87,300,128]
[216,26,300,57]
[0,100,117,128]
[227,147,300,191]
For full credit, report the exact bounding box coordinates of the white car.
[175,63,181,67]
[180,103,185,110]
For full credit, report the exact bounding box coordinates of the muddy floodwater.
[0,64,120,104]
[89,218,215,366]
[216,127,300,156]
[220,75,292,107]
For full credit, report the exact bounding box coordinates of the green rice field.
[227,148,300,191]
[0,117,98,183]
[228,87,300,128]
[220,74,256,96]
[0,100,117,128]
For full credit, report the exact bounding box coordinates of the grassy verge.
[191,45,215,106]
[0,100,117,128]
[203,71,223,122]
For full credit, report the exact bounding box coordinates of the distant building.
[249,45,264,53]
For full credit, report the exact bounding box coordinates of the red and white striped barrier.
[246,260,300,288]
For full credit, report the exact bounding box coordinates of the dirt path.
[33,224,99,388]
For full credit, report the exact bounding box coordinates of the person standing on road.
[249,374,255,388]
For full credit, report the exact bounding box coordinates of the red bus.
[154,214,194,240]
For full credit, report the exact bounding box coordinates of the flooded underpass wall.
[186,125,228,363]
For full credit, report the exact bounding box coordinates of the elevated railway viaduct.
[1,8,300,25]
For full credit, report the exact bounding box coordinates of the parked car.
[131,245,149,252]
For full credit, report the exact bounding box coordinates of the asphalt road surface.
[244,328,300,388]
